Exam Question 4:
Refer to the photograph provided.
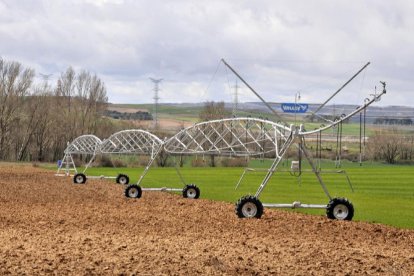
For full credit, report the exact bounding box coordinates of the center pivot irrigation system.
[57,130,154,185]
[218,59,387,220]
[111,130,201,199]
[57,59,387,221]
[126,59,386,221]
[56,134,102,181]
[57,129,201,199]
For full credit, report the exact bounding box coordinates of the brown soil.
[132,118,193,131]
[107,106,149,113]
[0,165,413,275]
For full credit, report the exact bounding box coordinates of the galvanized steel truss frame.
[165,117,291,157]
[56,135,102,176]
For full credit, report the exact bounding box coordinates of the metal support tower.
[233,80,240,115]
[149,78,163,128]
[39,73,52,89]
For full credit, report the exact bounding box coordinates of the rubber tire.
[73,173,87,184]
[182,184,200,199]
[326,197,354,221]
[124,184,142,198]
[235,195,263,218]
[116,174,129,185]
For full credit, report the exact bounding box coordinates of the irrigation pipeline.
[358,106,367,166]
[335,121,343,168]
[316,130,322,171]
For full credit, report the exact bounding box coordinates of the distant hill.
[158,102,414,124]
[109,102,414,125]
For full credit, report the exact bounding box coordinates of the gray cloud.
[0,0,412,105]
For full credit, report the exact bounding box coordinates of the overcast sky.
[1,0,413,106]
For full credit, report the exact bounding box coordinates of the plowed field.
[0,164,413,275]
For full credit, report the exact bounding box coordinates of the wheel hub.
[186,188,196,198]
[128,188,138,197]
[242,202,257,218]
[333,204,349,220]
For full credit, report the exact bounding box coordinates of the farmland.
[56,159,414,229]
[3,102,414,274]
[1,164,413,274]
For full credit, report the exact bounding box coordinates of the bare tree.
[54,67,77,146]
[50,67,109,161]
[199,101,229,122]
[75,71,108,134]
[199,101,230,167]
[31,87,54,161]
[16,89,47,160]
[0,58,34,160]
[0,59,114,162]
[367,130,401,164]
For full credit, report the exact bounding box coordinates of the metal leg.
[65,153,70,175]
[56,153,77,176]
[174,165,187,186]
[56,153,66,175]
[342,171,354,193]
[69,154,77,175]
[235,169,249,190]
[82,154,96,174]
[136,147,163,186]
[299,137,332,200]
[254,134,294,198]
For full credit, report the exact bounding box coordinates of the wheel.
[326,197,354,220]
[73,173,86,184]
[116,174,129,185]
[124,184,142,198]
[182,184,200,199]
[235,195,263,218]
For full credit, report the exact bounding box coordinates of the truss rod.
[221,59,286,124]
[302,82,386,135]
[313,62,370,114]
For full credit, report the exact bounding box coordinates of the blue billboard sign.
[281,103,309,113]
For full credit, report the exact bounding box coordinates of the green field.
[55,160,414,229]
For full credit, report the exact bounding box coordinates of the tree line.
[0,57,132,162]
[367,129,414,164]
[2,57,412,165]
[373,118,413,125]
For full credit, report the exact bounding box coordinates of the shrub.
[220,157,248,167]
[112,158,127,168]
[98,156,114,167]
[72,157,85,168]
[138,156,150,167]
[191,158,207,167]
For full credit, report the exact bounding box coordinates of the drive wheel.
[182,184,200,199]
[235,195,263,218]
[73,173,86,184]
[326,197,354,220]
[125,184,142,198]
[116,174,129,185]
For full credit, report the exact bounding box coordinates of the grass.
[91,104,414,228]
[48,159,414,229]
